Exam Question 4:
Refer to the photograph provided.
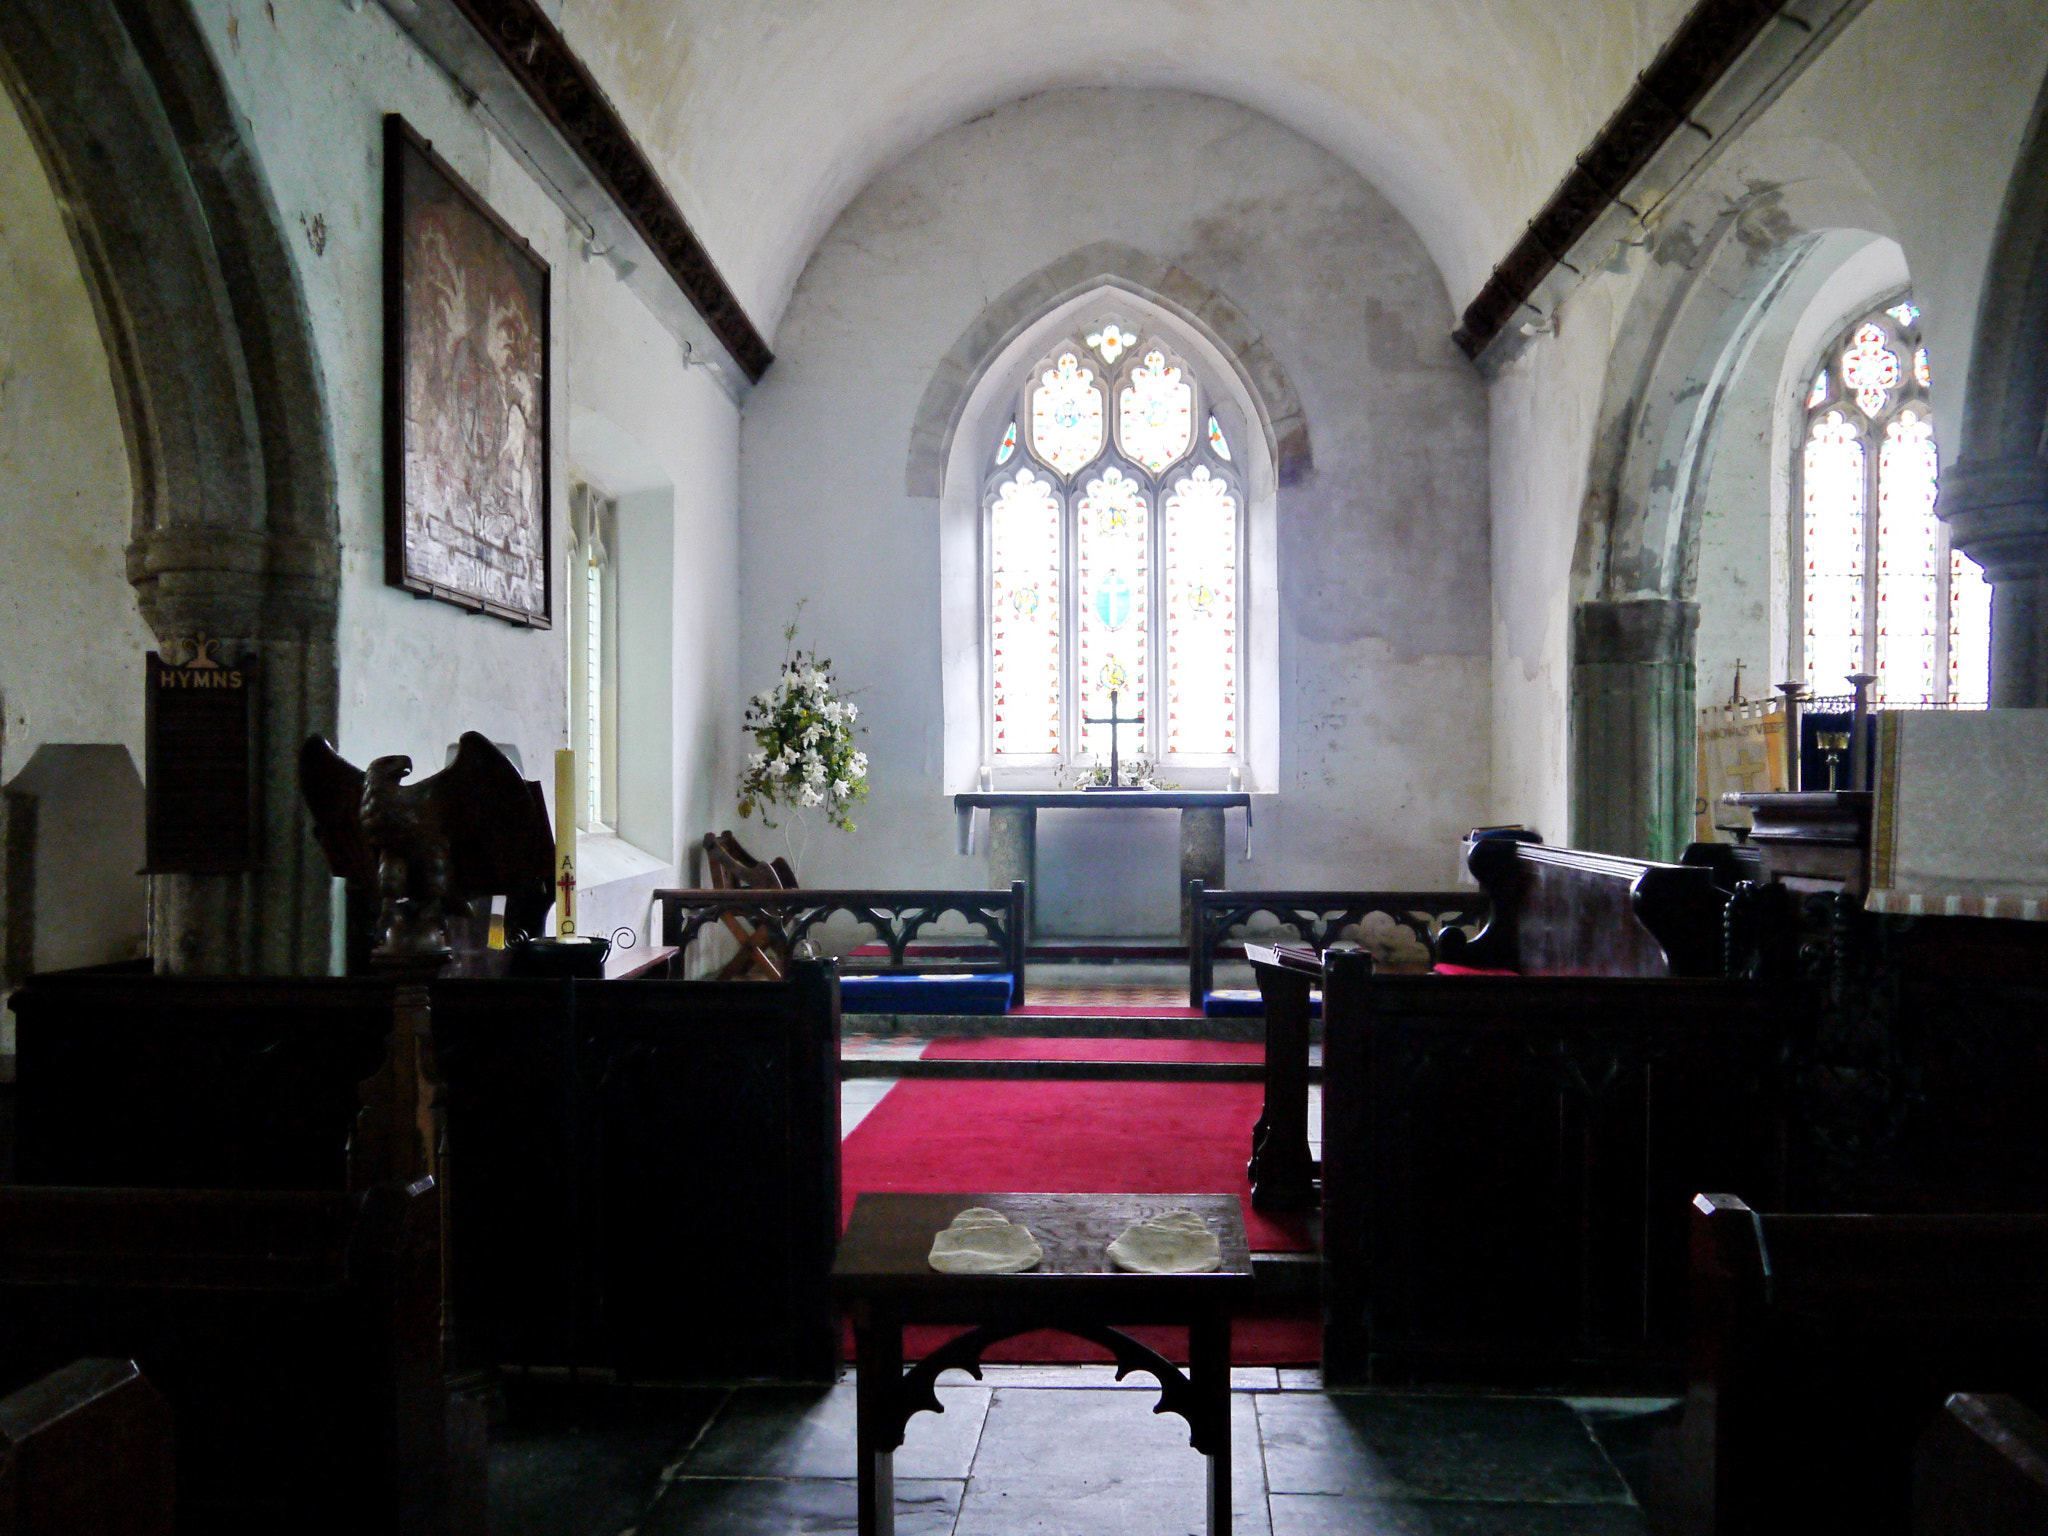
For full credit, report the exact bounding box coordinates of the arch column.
[1943,460,2048,706]
[1570,598,1699,861]
[0,0,339,973]
[1947,76,2048,706]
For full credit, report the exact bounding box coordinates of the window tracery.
[1797,294,1989,704]
[987,322,1244,765]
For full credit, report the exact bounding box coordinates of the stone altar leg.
[987,804,1036,941]
[1179,808,1226,947]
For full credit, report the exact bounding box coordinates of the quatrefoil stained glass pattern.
[1842,322,1901,417]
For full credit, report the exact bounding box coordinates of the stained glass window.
[1950,550,1992,704]
[1874,408,1940,703]
[989,467,1062,754]
[1087,324,1137,364]
[986,322,1244,766]
[1842,323,1900,417]
[1076,466,1149,762]
[1165,466,1238,754]
[1796,294,1986,705]
[1029,352,1104,478]
[1804,411,1866,689]
[1117,350,1193,474]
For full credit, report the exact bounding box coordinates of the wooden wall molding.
[1455,0,1795,359]
[440,0,773,383]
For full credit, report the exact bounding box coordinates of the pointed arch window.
[1798,294,1990,705]
[986,323,1242,765]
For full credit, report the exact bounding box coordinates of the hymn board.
[145,639,256,873]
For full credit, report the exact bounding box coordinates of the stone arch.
[1565,167,1902,858]
[0,0,339,973]
[1944,73,2048,706]
[905,240,1311,498]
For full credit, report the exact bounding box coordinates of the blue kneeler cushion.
[838,973,1015,1015]
[1202,988,1322,1019]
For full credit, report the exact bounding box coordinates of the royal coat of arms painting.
[384,114,551,627]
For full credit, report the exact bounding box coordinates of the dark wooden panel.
[0,1358,174,1536]
[430,961,842,1381]
[10,974,395,1190]
[1320,954,1797,1389]
[1687,1195,2048,1536]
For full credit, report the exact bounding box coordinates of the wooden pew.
[657,884,1028,1012]
[0,984,476,1534]
[1915,1393,2048,1534]
[1308,838,1798,1388]
[1190,885,1488,1211]
[0,1358,174,1535]
[430,961,841,1380]
[1686,1193,2048,1536]
[9,961,845,1386]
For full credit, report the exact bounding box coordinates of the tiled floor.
[490,1370,1664,1534]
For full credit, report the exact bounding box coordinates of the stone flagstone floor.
[490,1370,1672,1535]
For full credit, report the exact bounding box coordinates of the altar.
[953,791,1252,942]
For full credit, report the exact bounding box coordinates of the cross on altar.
[1081,688,1145,789]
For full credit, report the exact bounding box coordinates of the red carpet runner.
[839,1052,1317,1364]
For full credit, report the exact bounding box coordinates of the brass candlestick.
[1775,681,1807,791]
[1816,731,1851,790]
[1846,673,1876,791]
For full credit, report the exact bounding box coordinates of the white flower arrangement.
[738,620,869,833]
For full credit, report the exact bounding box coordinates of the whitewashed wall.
[0,0,745,975]
[1486,0,2048,838]
[740,89,1491,935]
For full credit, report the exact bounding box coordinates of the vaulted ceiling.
[557,0,1694,338]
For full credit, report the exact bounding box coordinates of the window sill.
[575,829,670,890]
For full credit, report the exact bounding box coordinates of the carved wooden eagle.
[300,731,555,958]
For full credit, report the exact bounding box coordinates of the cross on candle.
[556,855,577,936]
[1081,688,1145,789]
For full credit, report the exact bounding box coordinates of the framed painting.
[384,113,552,627]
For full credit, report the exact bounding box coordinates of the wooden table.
[1243,942,1321,1211]
[833,1191,1255,1536]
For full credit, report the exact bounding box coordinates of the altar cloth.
[1867,710,2048,921]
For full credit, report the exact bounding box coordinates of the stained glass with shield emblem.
[1076,465,1150,762]
[989,467,1062,753]
[1165,465,1238,754]
[1029,352,1104,478]
[1118,349,1193,474]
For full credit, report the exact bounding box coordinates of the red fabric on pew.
[1431,963,1519,976]
[922,1036,1263,1064]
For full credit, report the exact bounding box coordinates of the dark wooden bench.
[1915,1393,2048,1534]
[9,961,844,1385]
[1185,883,1487,1007]
[1191,885,1488,1213]
[657,883,1028,1012]
[0,1358,174,1535]
[1301,837,1799,1387]
[0,983,476,1534]
[429,962,841,1380]
[1686,1193,2048,1536]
